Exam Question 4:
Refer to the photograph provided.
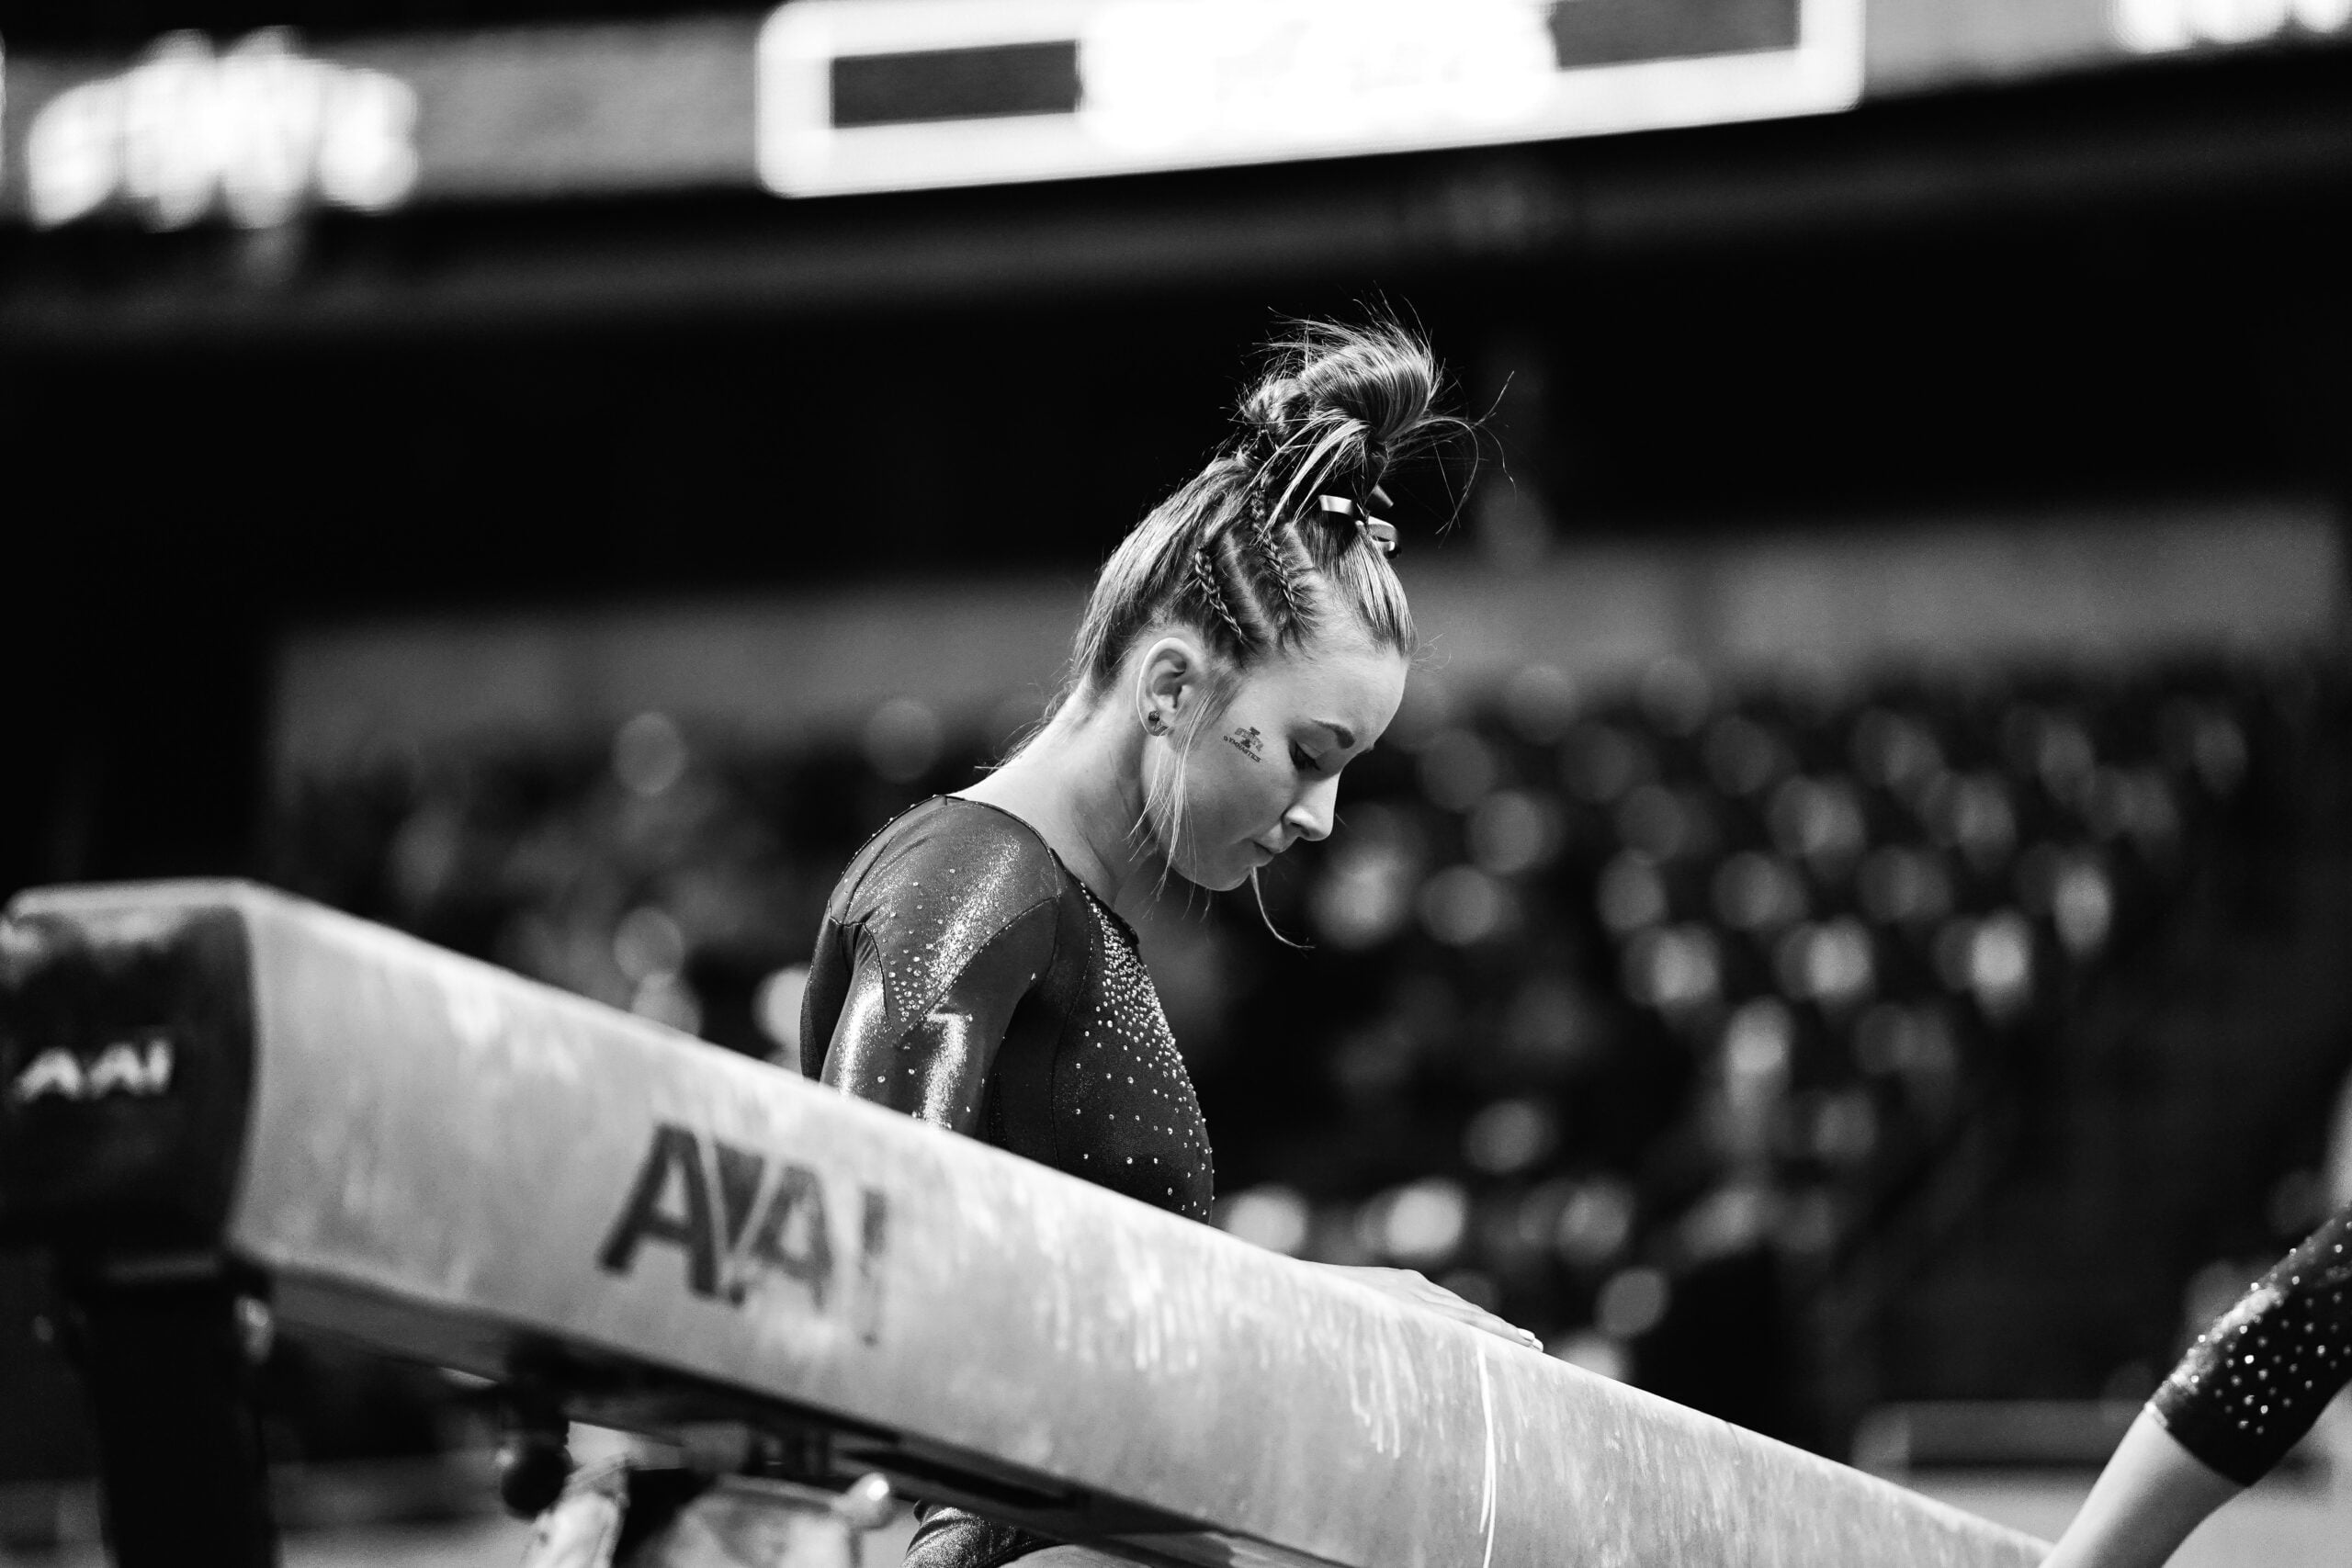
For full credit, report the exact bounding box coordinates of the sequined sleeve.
[2149,1202,2352,1485]
[808,818,1064,1138]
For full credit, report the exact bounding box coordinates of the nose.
[1283,773,1340,843]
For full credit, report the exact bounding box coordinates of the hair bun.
[1237,316,1463,498]
[1057,311,1449,710]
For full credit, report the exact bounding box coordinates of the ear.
[1133,634,1207,737]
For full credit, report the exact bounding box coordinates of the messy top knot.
[1061,314,1467,711]
[1238,317,1453,496]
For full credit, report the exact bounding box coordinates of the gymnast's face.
[1136,626,1408,892]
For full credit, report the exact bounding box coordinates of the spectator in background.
[2041,1199,2352,1567]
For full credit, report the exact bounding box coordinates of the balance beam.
[0,881,2046,1567]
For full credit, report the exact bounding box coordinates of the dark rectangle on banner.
[831,41,1082,128]
[1549,0,1803,69]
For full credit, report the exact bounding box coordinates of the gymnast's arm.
[2042,1201,2352,1568]
[2038,1411,2239,1568]
[814,890,1060,1136]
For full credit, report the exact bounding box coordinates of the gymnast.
[2041,1200,2352,1566]
[800,316,1537,1568]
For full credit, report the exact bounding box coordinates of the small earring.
[1143,712,1166,735]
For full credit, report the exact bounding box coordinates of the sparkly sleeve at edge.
[2149,1201,2352,1486]
[815,835,1061,1138]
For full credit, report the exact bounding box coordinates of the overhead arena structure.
[0,881,2047,1567]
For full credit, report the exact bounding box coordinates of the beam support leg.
[61,1263,279,1568]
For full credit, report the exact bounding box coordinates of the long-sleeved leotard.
[801,795,1214,1568]
[2148,1201,2352,1485]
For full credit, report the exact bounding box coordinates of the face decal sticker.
[1157,637,1408,891]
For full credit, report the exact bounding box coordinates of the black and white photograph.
[2,3,2349,1565]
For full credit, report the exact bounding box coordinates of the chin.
[1179,853,1255,893]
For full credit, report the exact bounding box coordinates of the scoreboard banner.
[754,0,1861,197]
[0,0,2348,225]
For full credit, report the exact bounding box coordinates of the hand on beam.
[1324,1265,1545,1353]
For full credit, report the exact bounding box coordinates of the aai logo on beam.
[9,1036,175,1104]
[600,1122,890,1343]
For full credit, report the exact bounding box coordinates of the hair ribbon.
[1316,493,1398,556]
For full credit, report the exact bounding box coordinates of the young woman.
[2041,1199,2352,1567]
[798,317,1536,1568]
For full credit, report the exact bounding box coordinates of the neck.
[955,694,1162,917]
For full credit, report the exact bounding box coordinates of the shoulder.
[839,796,1070,926]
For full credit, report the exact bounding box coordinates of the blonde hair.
[1038,315,1468,880]
[1069,314,1464,698]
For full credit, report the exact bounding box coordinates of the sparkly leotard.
[2148,1201,2352,1484]
[801,795,1215,1568]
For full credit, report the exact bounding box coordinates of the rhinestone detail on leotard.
[2150,1202,2352,1485]
[802,795,1214,1223]
[1058,891,1214,1223]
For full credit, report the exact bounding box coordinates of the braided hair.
[1062,314,1466,707]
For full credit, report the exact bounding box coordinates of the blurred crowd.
[274,644,2348,1447]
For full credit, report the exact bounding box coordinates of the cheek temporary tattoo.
[1225,726,1266,762]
